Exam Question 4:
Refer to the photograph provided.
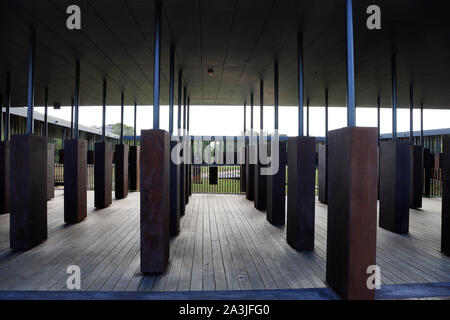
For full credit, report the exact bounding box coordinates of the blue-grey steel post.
[345,0,356,127]
[74,60,80,139]
[153,0,162,130]
[391,54,398,141]
[177,70,182,137]
[187,97,190,133]
[251,93,254,132]
[298,32,304,136]
[26,28,36,134]
[134,102,137,146]
[420,102,424,147]
[120,92,124,145]
[0,95,2,140]
[102,79,107,142]
[409,85,414,145]
[377,95,381,146]
[169,46,175,136]
[5,72,11,140]
[274,61,279,131]
[243,102,247,135]
[183,86,187,134]
[306,97,310,136]
[260,80,263,135]
[325,89,329,143]
[70,98,74,139]
[44,87,48,137]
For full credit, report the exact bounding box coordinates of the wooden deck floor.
[0,191,449,292]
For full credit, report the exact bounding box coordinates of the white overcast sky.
[35,105,450,137]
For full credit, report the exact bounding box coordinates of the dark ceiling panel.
[0,0,449,109]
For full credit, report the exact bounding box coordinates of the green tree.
[109,123,134,136]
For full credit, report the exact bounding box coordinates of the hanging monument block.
[326,127,378,300]
[0,141,10,214]
[47,143,55,200]
[266,141,287,225]
[287,136,316,251]
[94,141,112,209]
[10,135,48,250]
[129,146,140,191]
[140,129,170,274]
[409,145,423,209]
[115,144,129,200]
[64,139,87,224]
[379,140,410,234]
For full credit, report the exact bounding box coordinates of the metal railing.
[191,165,245,194]
[425,168,442,198]
[54,164,115,190]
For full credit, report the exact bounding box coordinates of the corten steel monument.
[1,0,450,300]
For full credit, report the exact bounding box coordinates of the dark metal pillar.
[319,89,329,204]
[306,98,309,137]
[187,97,190,133]
[420,102,424,147]
[345,0,356,127]
[392,54,398,140]
[152,0,162,130]
[70,98,74,139]
[102,79,106,142]
[274,62,279,131]
[183,87,187,133]
[5,72,11,140]
[134,102,137,146]
[409,85,414,145]
[120,92,124,145]
[259,80,263,134]
[298,33,304,136]
[244,102,247,134]
[74,60,80,139]
[254,79,266,210]
[26,29,36,134]
[377,96,381,146]
[44,88,48,137]
[169,46,175,136]
[177,70,185,217]
[177,70,182,136]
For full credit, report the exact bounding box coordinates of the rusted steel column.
[379,140,410,233]
[115,144,129,200]
[47,143,55,200]
[0,141,10,214]
[140,129,170,273]
[266,141,287,225]
[94,141,112,209]
[287,136,316,250]
[326,127,378,300]
[64,139,87,223]
[410,145,423,209]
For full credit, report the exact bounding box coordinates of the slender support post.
[306,98,309,137]
[325,89,329,142]
[183,87,187,133]
[345,0,356,127]
[153,0,162,130]
[0,95,2,141]
[70,99,74,139]
[187,97,190,133]
[5,73,11,140]
[177,71,182,136]
[120,92,124,145]
[409,85,414,145]
[377,96,381,146]
[44,88,48,137]
[243,102,247,134]
[102,79,107,142]
[319,89,329,204]
[26,29,36,134]
[420,102,424,147]
[392,54,398,141]
[169,46,175,136]
[260,80,263,135]
[74,60,80,139]
[274,62,279,131]
[298,33,304,137]
[134,102,137,146]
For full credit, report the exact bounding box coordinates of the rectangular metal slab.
[326,127,377,300]
[114,144,129,200]
[94,141,112,209]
